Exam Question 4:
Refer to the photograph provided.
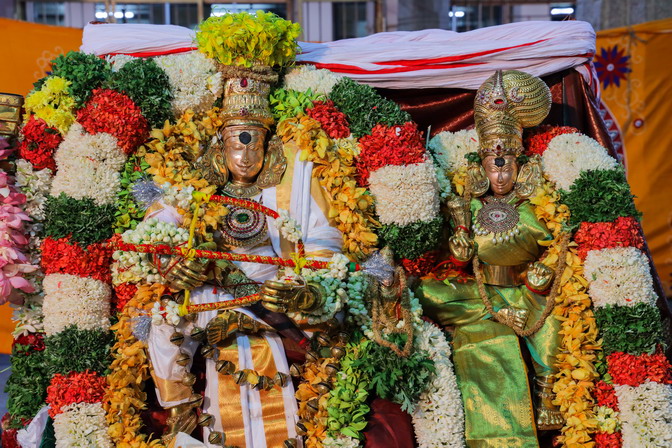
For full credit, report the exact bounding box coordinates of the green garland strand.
[114,154,149,233]
[561,168,640,227]
[107,58,173,128]
[51,51,112,107]
[594,303,663,355]
[330,77,411,138]
[378,217,443,260]
[44,194,116,246]
[5,345,50,426]
[45,327,113,376]
[270,88,323,122]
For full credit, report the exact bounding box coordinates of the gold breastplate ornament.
[472,193,521,244]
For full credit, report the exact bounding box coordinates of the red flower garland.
[306,100,350,139]
[356,122,425,185]
[595,431,622,448]
[607,350,672,387]
[400,252,438,278]
[76,88,148,155]
[574,217,644,260]
[18,115,61,172]
[595,381,619,410]
[1,413,21,448]
[46,371,108,418]
[524,125,580,156]
[13,333,45,354]
[41,236,113,283]
[114,282,138,312]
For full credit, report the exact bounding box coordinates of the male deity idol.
[416,70,563,447]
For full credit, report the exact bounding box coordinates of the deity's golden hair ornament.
[474,70,551,158]
[219,65,278,129]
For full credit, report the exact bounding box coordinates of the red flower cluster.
[595,431,622,448]
[574,217,644,260]
[114,282,138,312]
[77,88,148,155]
[356,122,425,185]
[607,350,672,387]
[400,252,438,278]
[13,333,45,354]
[524,125,580,156]
[1,413,21,448]
[17,115,61,172]
[306,100,350,139]
[41,236,112,283]
[46,371,107,417]
[594,380,619,410]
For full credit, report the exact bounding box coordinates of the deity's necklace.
[219,182,267,248]
[472,191,523,244]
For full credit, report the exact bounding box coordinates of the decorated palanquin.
[1,12,672,448]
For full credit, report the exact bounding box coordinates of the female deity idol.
[416,70,564,447]
[145,68,343,447]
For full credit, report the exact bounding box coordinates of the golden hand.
[448,230,476,263]
[526,261,554,292]
[260,280,324,314]
[164,242,216,292]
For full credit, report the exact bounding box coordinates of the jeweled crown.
[474,70,551,158]
[219,65,278,129]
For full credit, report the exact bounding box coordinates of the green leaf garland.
[5,346,50,424]
[114,154,149,233]
[44,194,116,246]
[594,303,663,355]
[44,327,113,376]
[51,51,112,107]
[107,58,173,128]
[330,77,411,138]
[270,88,323,123]
[561,168,640,226]
[378,217,443,260]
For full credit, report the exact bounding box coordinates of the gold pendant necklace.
[473,192,521,244]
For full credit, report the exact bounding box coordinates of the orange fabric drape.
[596,18,672,298]
[0,19,82,354]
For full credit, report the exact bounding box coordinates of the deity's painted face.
[222,125,268,184]
[483,155,518,196]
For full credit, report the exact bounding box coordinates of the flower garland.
[195,11,301,67]
[41,237,112,283]
[411,320,465,448]
[44,194,116,246]
[46,371,108,417]
[524,125,580,156]
[306,100,350,139]
[50,51,112,107]
[541,133,618,190]
[428,129,479,174]
[52,402,112,448]
[270,88,324,122]
[530,181,601,447]
[113,154,150,233]
[18,115,61,172]
[276,117,377,260]
[50,123,127,206]
[283,65,343,96]
[77,88,149,154]
[15,158,52,221]
[154,51,222,116]
[574,217,644,260]
[613,382,672,447]
[23,76,76,134]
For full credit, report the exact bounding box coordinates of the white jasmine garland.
[42,274,110,336]
[541,133,618,190]
[583,247,657,308]
[11,293,44,336]
[328,253,350,280]
[14,159,52,220]
[161,182,195,211]
[112,218,189,285]
[412,320,466,448]
[151,300,181,327]
[344,272,372,338]
[105,54,136,71]
[283,64,343,96]
[428,129,479,173]
[154,51,223,115]
[50,123,127,206]
[614,381,672,447]
[288,268,345,325]
[53,402,113,448]
[274,209,303,243]
[368,161,440,226]
[595,405,621,434]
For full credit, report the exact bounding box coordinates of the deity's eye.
[239,132,252,145]
[494,157,505,167]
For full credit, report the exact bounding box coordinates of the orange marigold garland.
[531,182,601,447]
[105,283,167,448]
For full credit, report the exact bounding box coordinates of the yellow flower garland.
[105,284,167,448]
[531,182,601,448]
[276,115,378,260]
[23,76,76,134]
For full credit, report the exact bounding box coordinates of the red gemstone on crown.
[240,78,248,88]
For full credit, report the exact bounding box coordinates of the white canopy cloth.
[80,20,597,92]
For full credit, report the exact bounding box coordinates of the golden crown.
[474,70,551,158]
[219,65,278,129]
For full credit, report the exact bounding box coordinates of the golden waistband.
[481,262,528,287]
